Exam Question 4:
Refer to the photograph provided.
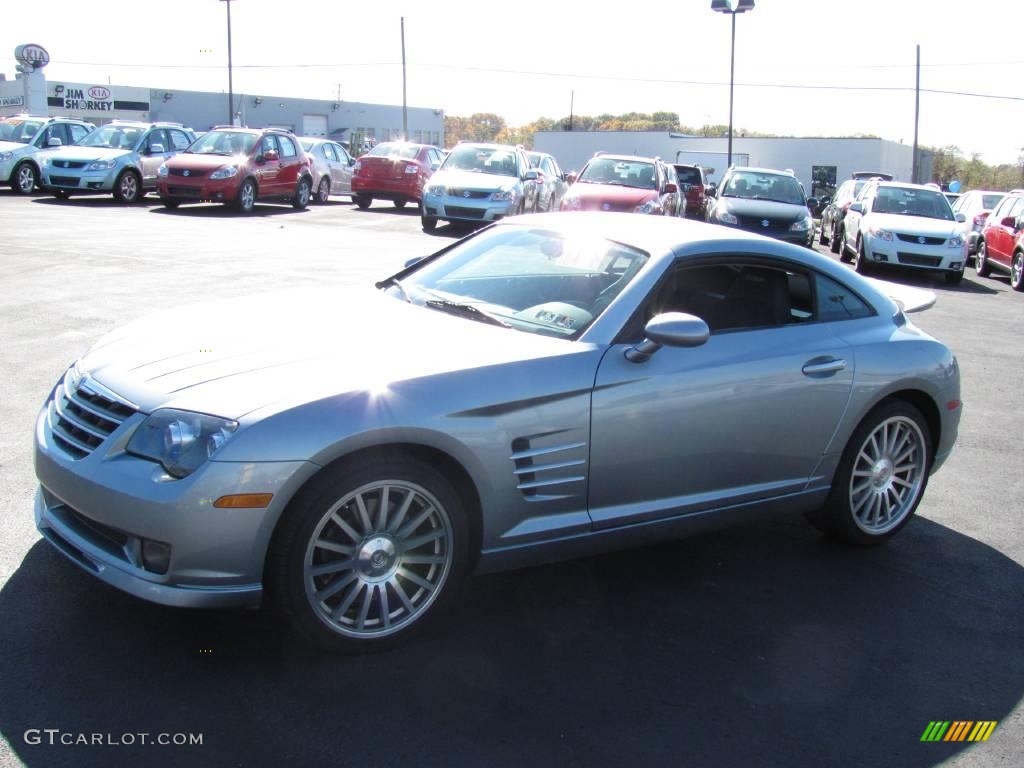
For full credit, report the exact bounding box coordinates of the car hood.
[0,140,30,154]
[46,146,132,162]
[865,213,959,237]
[77,287,584,420]
[433,169,519,191]
[164,153,247,171]
[570,183,655,204]
[716,196,808,222]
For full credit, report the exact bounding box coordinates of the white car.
[0,115,94,194]
[841,181,968,285]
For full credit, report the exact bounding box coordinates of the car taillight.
[404,163,418,174]
[974,213,989,227]
[842,202,852,211]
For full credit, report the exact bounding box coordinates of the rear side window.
[674,166,701,184]
[814,273,873,322]
[278,135,297,158]
[981,194,1004,210]
[322,143,338,162]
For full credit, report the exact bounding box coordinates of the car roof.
[873,181,943,191]
[590,154,655,163]
[727,166,794,176]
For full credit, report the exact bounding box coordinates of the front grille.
[896,233,945,245]
[169,168,207,178]
[736,215,790,233]
[897,252,942,267]
[51,160,86,170]
[447,188,490,199]
[445,205,486,219]
[45,496,134,565]
[48,369,136,459]
[584,201,633,212]
[49,176,80,187]
[166,186,203,197]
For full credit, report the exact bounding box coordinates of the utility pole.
[912,44,920,183]
[401,17,408,141]
[569,90,574,131]
[220,0,235,125]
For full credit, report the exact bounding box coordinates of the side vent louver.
[510,432,587,502]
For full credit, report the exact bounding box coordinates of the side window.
[261,135,279,155]
[67,123,90,144]
[40,124,69,147]
[147,129,170,152]
[277,135,297,158]
[168,130,191,150]
[322,143,338,162]
[814,273,873,322]
[1007,197,1024,221]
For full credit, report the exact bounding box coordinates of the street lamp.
[219,0,235,125]
[711,0,755,169]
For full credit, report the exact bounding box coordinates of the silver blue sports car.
[33,213,961,651]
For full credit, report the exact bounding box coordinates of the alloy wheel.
[1011,253,1024,291]
[16,164,36,194]
[317,178,330,203]
[849,416,927,535]
[240,181,255,211]
[119,173,138,202]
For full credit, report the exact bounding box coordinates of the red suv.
[672,164,710,219]
[976,191,1024,291]
[157,127,313,212]
[351,142,444,210]
[560,154,678,215]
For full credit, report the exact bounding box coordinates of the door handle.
[802,358,847,376]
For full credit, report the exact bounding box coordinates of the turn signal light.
[213,493,273,509]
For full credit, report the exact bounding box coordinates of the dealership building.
[1,46,444,148]
[535,131,935,199]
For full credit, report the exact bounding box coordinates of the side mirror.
[263,149,279,162]
[349,156,356,166]
[954,212,966,223]
[524,169,538,181]
[849,202,865,214]
[705,186,717,198]
[625,312,710,363]
[403,256,424,269]
[806,196,818,210]
[566,171,577,184]
[1000,215,1017,228]
[664,182,677,194]
[46,137,63,148]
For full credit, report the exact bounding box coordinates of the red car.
[351,142,444,209]
[976,191,1024,290]
[157,127,313,212]
[672,163,710,219]
[560,154,678,215]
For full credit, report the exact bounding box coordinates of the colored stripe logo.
[921,721,997,742]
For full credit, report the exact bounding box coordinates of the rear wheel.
[1011,252,1024,291]
[233,178,256,213]
[944,271,963,285]
[162,199,180,210]
[52,189,71,200]
[12,162,37,194]
[393,199,406,209]
[976,240,991,277]
[421,215,438,232]
[854,237,872,274]
[316,177,330,204]
[806,400,931,545]
[831,223,843,255]
[113,170,141,204]
[293,177,312,209]
[818,217,829,245]
[354,193,372,210]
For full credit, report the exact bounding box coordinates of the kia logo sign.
[14,43,50,69]
[88,86,111,100]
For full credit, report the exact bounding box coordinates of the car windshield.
[442,146,519,176]
[982,194,1004,210]
[527,153,543,168]
[0,119,45,143]
[579,159,658,190]
[871,187,954,220]
[673,166,701,185]
[78,125,145,150]
[366,142,421,160]
[721,171,805,205]
[386,225,649,339]
[186,130,257,156]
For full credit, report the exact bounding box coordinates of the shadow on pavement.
[0,514,1019,767]
[31,196,162,208]
[149,204,309,219]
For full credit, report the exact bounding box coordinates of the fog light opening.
[141,539,171,574]
[873,254,888,262]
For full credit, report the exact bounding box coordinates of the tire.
[12,162,37,194]
[806,399,932,546]
[113,170,141,204]
[292,177,312,209]
[52,189,71,200]
[854,237,872,274]
[162,200,180,210]
[233,178,256,213]
[393,199,406,209]
[818,217,829,245]
[830,223,843,255]
[944,271,964,285]
[354,194,372,210]
[266,454,468,653]
[976,240,991,277]
[1011,252,1024,292]
[316,177,330,204]
[421,215,438,232]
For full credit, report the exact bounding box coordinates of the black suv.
[819,178,869,254]
[705,166,814,247]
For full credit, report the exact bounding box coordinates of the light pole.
[220,0,235,125]
[711,0,755,169]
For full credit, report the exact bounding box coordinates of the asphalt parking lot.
[0,192,1021,768]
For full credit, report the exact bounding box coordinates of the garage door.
[302,114,328,137]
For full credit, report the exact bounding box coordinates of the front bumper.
[862,235,966,273]
[157,175,242,204]
[41,166,119,193]
[0,158,19,181]
[34,400,317,608]
[422,192,518,222]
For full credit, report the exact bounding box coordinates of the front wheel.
[51,189,72,200]
[293,177,312,209]
[161,199,180,210]
[267,455,468,652]
[354,193,372,210]
[393,199,406,209]
[854,238,872,274]
[806,400,931,545]
[976,240,991,277]
[113,170,141,204]
[12,162,38,194]
[233,178,256,213]
[830,223,843,255]
[944,271,964,285]
[421,215,438,232]
[1010,252,1024,291]
[818,218,829,245]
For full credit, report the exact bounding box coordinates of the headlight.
[717,210,738,225]
[0,151,13,161]
[426,184,445,196]
[157,164,169,177]
[491,188,516,201]
[789,217,812,232]
[947,234,964,248]
[127,409,238,479]
[209,165,239,180]
[87,159,117,171]
[868,225,893,241]
[634,199,662,214]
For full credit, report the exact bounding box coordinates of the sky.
[3,0,1023,164]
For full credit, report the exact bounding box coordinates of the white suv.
[841,181,968,285]
[0,115,95,194]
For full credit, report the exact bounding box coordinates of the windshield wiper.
[379,276,412,303]
[424,299,510,328]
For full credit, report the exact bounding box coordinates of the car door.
[331,142,354,194]
[275,134,302,197]
[844,185,872,252]
[989,196,1024,268]
[588,258,855,529]
[139,129,172,188]
[255,134,281,196]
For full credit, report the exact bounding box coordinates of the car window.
[814,273,873,322]
[981,194,1004,210]
[146,129,169,152]
[322,143,338,162]
[721,171,805,205]
[278,135,298,158]
[167,130,191,150]
[442,145,519,177]
[580,158,658,190]
[1006,197,1024,221]
[67,124,90,144]
[366,142,420,160]
[337,144,353,164]
[870,187,953,220]
[0,119,45,143]
[261,135,280,155]
[39,124,69,147]
[674,166,702,185]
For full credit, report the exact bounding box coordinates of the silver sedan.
[33,213,961,652]
[299,137,355,203]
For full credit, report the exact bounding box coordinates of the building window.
[811,165,837,199]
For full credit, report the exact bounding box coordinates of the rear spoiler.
[863,276,936,313]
